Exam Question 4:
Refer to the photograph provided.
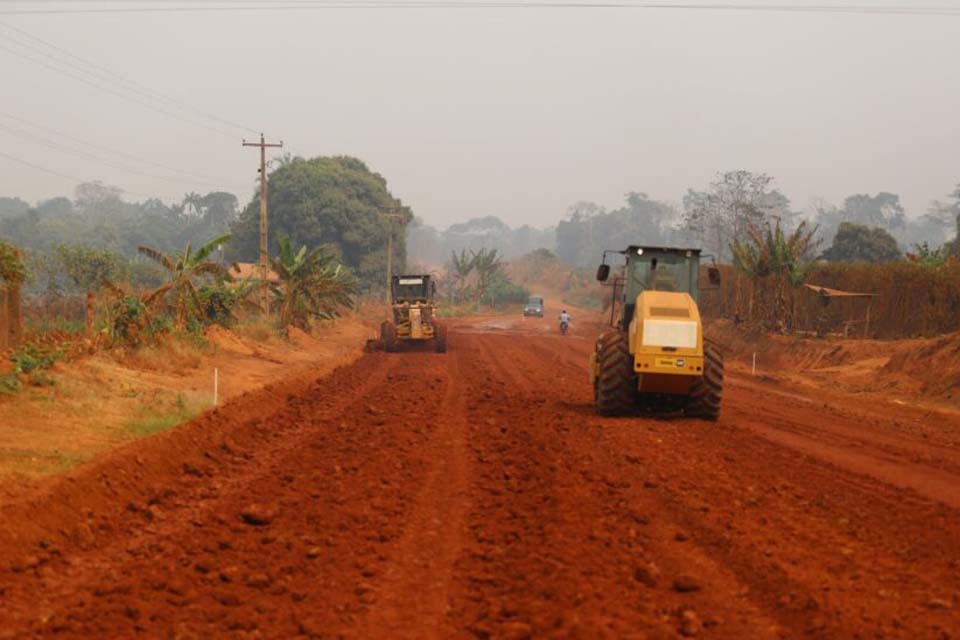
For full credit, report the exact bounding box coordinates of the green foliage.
[271,236,356,329]
[482,271,529,306]
[821,222,902,263]
[0,185,241,259]
[55,244,127,292]
[228,156,409,287]
[104,290,171,346]
[107,295,149,346]
[0,239,26,284]
[197,283,250,327]
[11,343,64,374]
[0,343,63,394]
[908,242,953,269]
[138,234,233,329]
[732,219,819,286]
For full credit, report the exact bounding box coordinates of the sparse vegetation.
[0,343,64,394]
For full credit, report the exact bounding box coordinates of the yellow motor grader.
[590,246,723,419]
[380,274,447,353]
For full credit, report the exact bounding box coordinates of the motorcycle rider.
[559,309,571,333]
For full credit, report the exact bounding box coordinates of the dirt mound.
[707,319,878,371]
[882,332,960,400]
[287,326,318,349]
[707,318,960,405]
[205,325,255,356]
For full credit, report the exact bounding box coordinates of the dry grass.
[702,262,960,338]
[0,318,370,480]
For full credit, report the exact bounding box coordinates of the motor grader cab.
[380,274,447,353]
[590,246,723,419]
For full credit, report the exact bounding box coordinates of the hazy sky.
[1,2,958,228]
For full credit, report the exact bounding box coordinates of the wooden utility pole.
[381,204,405,309]
[242,133,283,314]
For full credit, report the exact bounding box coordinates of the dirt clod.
[633,564,660,588]
[679,610,702,637]
[673,575,702,593]
[240,504,277,526]
[926,598,953,610]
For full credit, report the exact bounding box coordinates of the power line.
[0,111,225,185]
[0,121,246,194]
[0,2,958,15]
[0,21,258,135]
[0,149,164,199]
[0,43,241,139]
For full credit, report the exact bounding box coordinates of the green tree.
[137,234,233,329]
[228,156,410,287]
[270,236,355,329]
[821,223,902,263]
[55,244,127,336]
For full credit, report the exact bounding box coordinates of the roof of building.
[232,262,280,283]
[803,284,877,298]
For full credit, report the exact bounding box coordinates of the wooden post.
[85,290,96,338]
[242,133,283,315]
[0,285,8,352]
[864,300,872,339]
[7,281,22,348]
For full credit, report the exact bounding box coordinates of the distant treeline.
[556,173,960,267]
[0,155,412,293]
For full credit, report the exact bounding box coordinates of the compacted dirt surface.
[2,316,960,638]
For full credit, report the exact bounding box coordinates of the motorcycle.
[559,320,569,335]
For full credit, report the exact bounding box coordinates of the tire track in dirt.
[358,346,470,639]
[467,328,960,638]
[464,338,781,638]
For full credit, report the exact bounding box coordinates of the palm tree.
[471,248,502,302]
[138,234,233,329]
[271,236,355,330]
[449,249,477,302]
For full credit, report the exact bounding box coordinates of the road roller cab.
[590,246,723,419]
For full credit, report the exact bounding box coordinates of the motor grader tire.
[595,330,636,416]
[381,321,398,353]
[434,323,447,353]
[687,339,724,420]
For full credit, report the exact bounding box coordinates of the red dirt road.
[2,318,960,638]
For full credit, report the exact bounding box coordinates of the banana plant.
[270,236,355,330]
[137,234,233,329]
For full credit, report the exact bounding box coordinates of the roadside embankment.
[0,318,369,483]
[708,318,960,408]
